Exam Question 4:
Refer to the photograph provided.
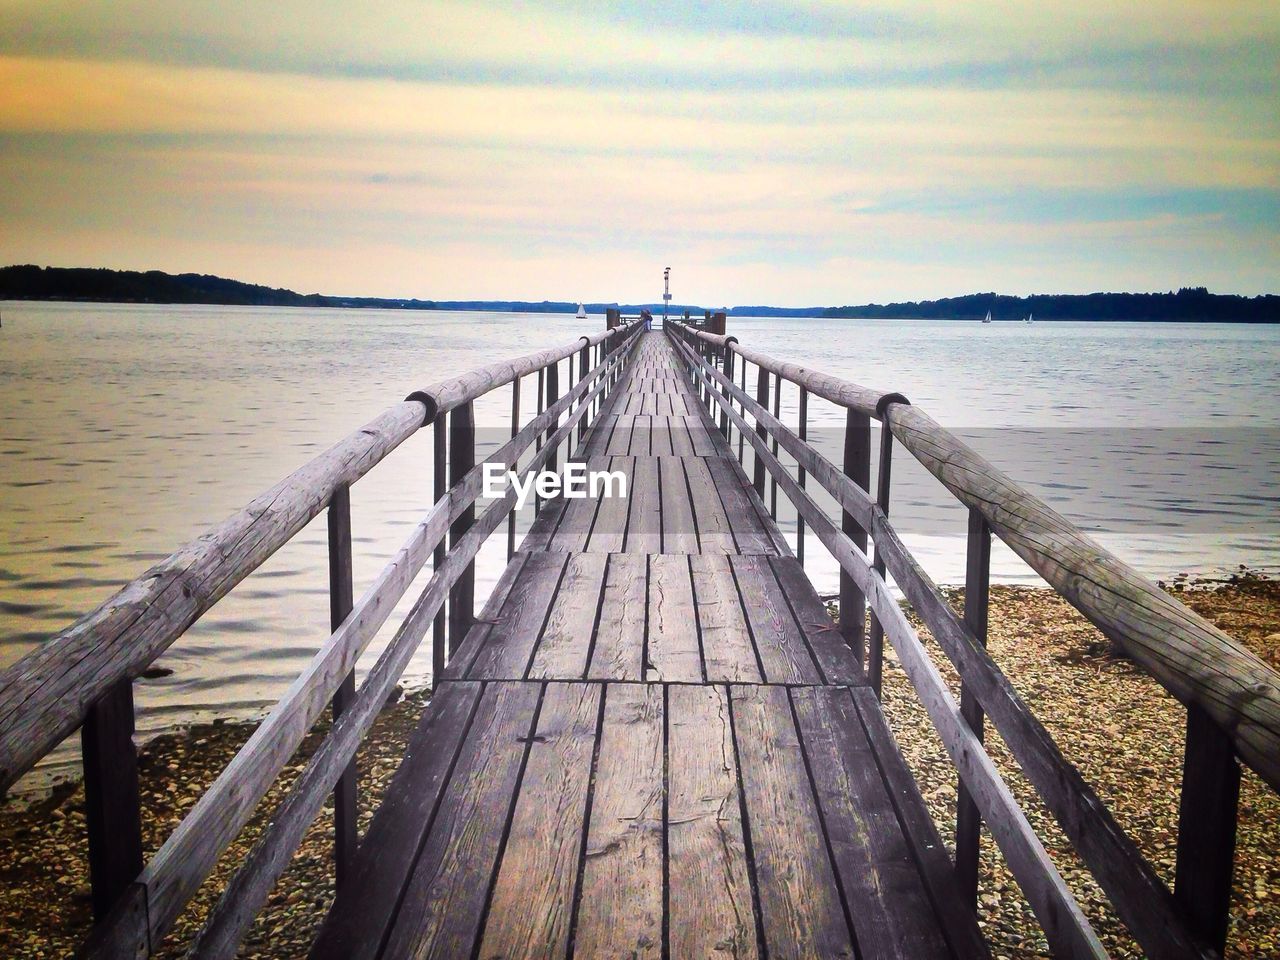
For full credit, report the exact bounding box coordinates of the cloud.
[0,1,1276,301]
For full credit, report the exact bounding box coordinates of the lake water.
[2,302,1278,783]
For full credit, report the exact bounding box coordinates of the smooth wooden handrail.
[667,319,1280,794]
[0,322,639,796]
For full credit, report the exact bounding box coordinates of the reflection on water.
[2,303,1278,783]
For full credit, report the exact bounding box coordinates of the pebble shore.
[1,574,1276,958]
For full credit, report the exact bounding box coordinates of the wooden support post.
[839,410,872,661]
[577,341,591,445]
[534,367,545,515]
[738,355,747,463]
[432,418,446,681]
[753,365,770,498]
[448,401,476,654]
[955,507,991,907]
[719,347,734,438]
[327,484,357,891]
[868,422,895,698]
[81,678,144,920]
[770,373,781,519]
[544,361,560,485]
[1175,705,1241,954]
[797,386,808,565]
[508,377,520,559]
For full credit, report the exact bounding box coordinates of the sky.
[0,1,1277,305]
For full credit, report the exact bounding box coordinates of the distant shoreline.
[3,265,1278,322]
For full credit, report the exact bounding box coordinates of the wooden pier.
[1,320,1278,959]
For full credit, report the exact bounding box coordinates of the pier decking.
[311,332,984,959]
[2,318,1276,960]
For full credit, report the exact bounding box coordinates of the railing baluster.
[544,360,560,493]
[534,367,545,515]
[719,345,734,439]
[326,483,357,890]
[753,364,770,498]
[81,678,143,920]
[770,372,781,518]
[508,377,520,559]
[578,340,591,445]
[868,418,895,698]
[432,418,446,680]
[447,401,476,654]
[738,352,747,463]
[1175,704,1241,953]
[840,409,872,663]
[955,507,991,907]
[797,386,808,565]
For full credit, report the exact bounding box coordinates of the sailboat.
[982,310,992,324]
[1025,312,1033,324]
[576,303,587,319]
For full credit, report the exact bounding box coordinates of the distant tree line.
[2,266,1275,322]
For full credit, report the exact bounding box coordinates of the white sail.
[983,310,992,323]
[576,303,587,319]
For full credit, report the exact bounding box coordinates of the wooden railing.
[666,320,1280,960]
[0,319,643,958]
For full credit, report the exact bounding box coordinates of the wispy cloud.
[0,1,1276,302]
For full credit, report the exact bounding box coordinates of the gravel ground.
[873,569,1280,959]
[1,574,1277,958]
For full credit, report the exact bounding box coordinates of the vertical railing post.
[81,678,143,920]
[769,373,781,518]
[508,378,520,560]
[738,353,747,463]
[432,418,447,680]
[448,401,476,654]
[541,360,560,510]
[753,365,770,498]
[577,340,591,445]
[1175,705,1241,954]
[867,410,898,698]
[797,386,808,565]
[840,409,872,662]
[327,484,357,890]
[955,507,991,907]
[719,346,734,439]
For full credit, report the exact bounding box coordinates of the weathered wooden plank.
[667,684,759,960]
[729,684,855,959]
[463,552,569,679]
[441,551,530,679]
[849,687,993,960]
[308,681,482,960]
[625,456,663,553]
[585,455,634,553]
[683,455,737,554]
[792,685,960,960]
[573,684,664,959]
[768,556,863,685]
[546,456,608,552]
[703,455,785,556]
[379,680,543,960]
[689,554,762,684]
[528,553,609,679]
[660,456,700,554]
[588,554,647,681]
[730,554,822,685]
[478,682,602,960]
[647,556,703,683]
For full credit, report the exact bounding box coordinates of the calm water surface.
[2,303,1277,784]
